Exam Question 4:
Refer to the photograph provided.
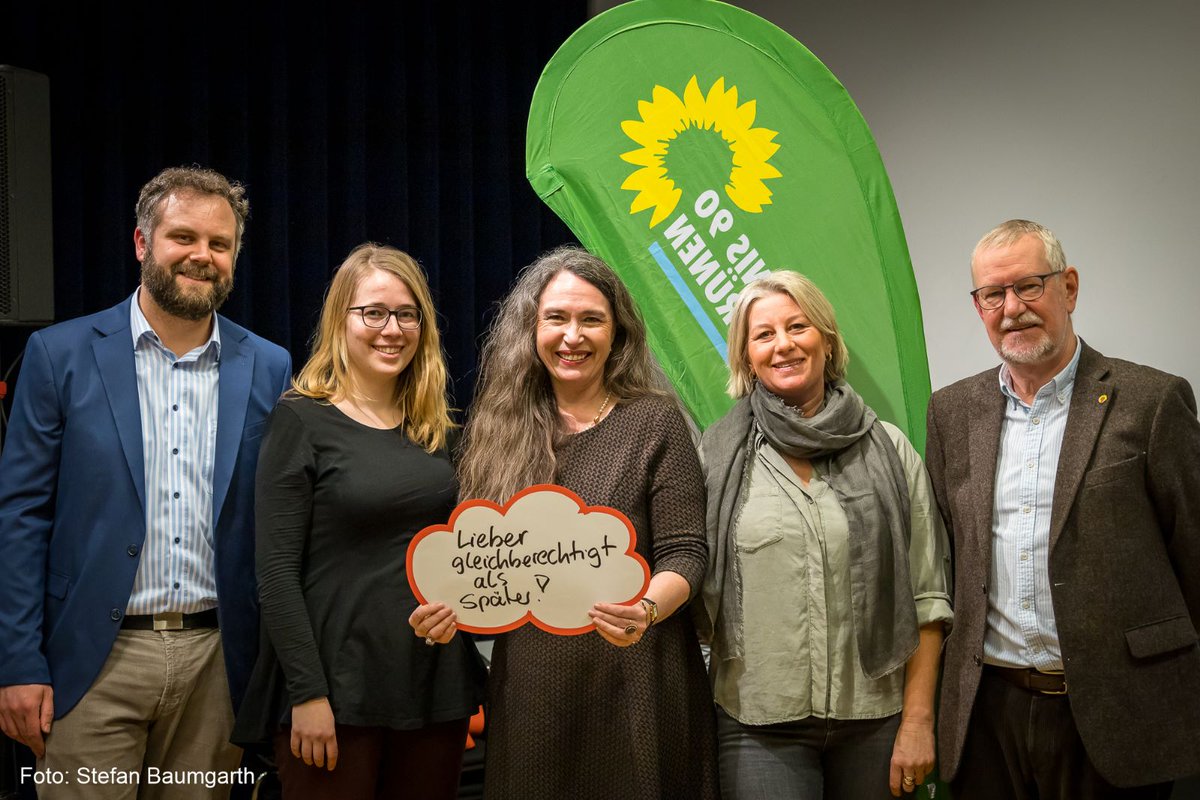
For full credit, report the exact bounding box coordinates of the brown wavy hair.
[135,165,250,256]
[457,246,667,502]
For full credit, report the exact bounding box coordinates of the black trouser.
[952,668,1173,800]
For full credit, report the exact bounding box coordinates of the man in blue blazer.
[0,166,291,795]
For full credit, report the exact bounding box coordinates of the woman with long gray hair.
[410,246,718,799]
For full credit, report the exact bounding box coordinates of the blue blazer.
[0,297,292,716]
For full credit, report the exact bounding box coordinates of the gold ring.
[624,624,637,636]
[903,776,915,786]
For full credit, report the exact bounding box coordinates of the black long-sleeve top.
[233,396,484,744]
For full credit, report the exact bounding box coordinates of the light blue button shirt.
[126,290,221,614]
[983,338,1082,670]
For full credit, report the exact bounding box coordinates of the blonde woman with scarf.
[698,272,952,799]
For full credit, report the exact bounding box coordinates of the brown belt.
[121,609,219,631]
[985,665,1067,695]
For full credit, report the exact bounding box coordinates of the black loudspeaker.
[0,65,53,325]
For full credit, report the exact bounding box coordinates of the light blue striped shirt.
[983,338,1081,670]
[127,290,221,615]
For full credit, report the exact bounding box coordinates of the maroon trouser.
[274,717,470,800]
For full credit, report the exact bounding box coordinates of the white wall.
[590,0,1200,395]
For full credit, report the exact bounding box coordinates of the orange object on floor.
[465,705,485,749]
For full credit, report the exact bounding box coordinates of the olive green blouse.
[712,421,952,725]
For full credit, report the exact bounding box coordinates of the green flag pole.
[526,0,931,452]
[527,4,946,796]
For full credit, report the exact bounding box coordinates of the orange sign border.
[406,483,652,636]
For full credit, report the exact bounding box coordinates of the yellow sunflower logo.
[620,75,781,228]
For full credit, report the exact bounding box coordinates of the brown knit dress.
[482,395,719,799]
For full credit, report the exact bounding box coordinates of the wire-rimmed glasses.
[970,272,1061,310]
[348,305,422,330]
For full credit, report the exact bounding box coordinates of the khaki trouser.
[34,628,245,799]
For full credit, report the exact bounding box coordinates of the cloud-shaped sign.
[406,484,650,635]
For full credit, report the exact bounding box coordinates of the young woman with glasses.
[234,244,485,799]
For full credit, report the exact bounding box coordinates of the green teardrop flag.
[527,0,930,448]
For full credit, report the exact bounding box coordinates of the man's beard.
[998,310,1056,364]
[141,246,234,321]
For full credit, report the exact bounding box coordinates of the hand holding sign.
[406,484,650,635]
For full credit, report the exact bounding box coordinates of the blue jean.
[717,706,900,800]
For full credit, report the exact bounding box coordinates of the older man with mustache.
[924,219,1200,799]
[0,166,291,799]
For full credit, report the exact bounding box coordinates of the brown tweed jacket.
[926,342,1200,787]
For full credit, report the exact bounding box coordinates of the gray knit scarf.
[699,380,918,679]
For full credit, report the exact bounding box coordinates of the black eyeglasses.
[970,272,1061,310]
[348,305,422,330]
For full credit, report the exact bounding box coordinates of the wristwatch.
[640,597,659,627]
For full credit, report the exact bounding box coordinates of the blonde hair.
[725,272,848,398]
[457,246,667,502]
[292,243,453,452]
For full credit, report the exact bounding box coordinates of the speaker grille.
[0,70,11,315]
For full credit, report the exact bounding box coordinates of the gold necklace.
[342,396,399,429]
[591,391,613,427]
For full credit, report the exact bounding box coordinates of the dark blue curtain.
[0,0,583,411]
